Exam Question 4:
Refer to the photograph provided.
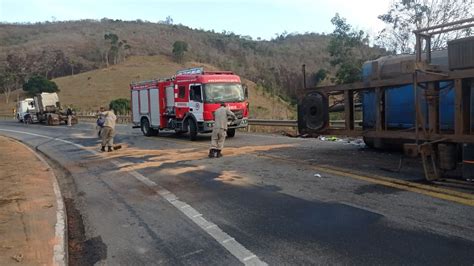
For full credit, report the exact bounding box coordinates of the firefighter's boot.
[209,149,217,158]
[108,146,113,152]
[101,146,106,152]
[216,149,222,158]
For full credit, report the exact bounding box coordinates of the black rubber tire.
[25,115,32,124]
[188,120,198,141]
[47,115,54,126]
[141,118,154,137]
[227,128,236,138]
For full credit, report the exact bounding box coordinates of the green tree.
[311,68,328,86]
[103,33,131,66]
[22,75,59,97]
[0,72,15,103]
[377,0,473,53]
[109,98,130,115]
[327,14,368,84]
[164,16,173,25]
[172,41,188,63]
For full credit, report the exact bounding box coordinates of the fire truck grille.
[233,109,244,119]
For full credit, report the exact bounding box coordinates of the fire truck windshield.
[203,83,245,103]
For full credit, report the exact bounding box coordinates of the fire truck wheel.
[141,118,155,137]
[227,128,236,138]
[187,120,198,141]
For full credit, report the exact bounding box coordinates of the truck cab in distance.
[25,92,78,125]
[16,98,36,123]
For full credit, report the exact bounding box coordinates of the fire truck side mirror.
[243,84,249,99]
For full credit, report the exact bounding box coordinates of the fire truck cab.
[131,68,249,140]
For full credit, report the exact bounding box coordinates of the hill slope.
[0,19,359,102]
[53,55,295,119]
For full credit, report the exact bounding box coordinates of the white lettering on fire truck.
[175,102,188,107]
[206,79,240,83]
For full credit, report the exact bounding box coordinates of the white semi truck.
[22,92,78,125]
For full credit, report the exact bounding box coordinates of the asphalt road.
[0,120,473,265]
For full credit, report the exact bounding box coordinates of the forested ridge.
[0,18,383,103]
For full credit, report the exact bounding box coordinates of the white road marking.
[244,255,257,261]
[223,238,235,243]
[0,129,267,266]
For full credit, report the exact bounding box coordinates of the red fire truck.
[130,68,249,140]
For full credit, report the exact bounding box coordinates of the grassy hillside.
[0,19,387,103]
[50,55,295,119]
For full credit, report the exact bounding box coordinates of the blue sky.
[0,0,391,40]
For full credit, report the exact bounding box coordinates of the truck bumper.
[199,118,249,133]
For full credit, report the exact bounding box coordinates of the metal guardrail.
[2,114,361,129]
[76,115,131,124]
[246,119,363,128]
[77,115,297,127]
[248,119,297,127]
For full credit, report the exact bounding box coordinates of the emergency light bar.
[176,67,204,76]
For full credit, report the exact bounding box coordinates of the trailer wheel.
[187,120,198,141]
[24,114,32,124]
[227,128,236,138]
[141,118,156,137]
[47,115,54,126]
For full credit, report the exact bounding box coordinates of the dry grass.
[0,90,25,114]
[0,55,295,120]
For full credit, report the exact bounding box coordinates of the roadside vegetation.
[0,0,471,117]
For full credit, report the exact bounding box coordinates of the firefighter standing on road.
[209,103,237,158]
[100,107,117,152]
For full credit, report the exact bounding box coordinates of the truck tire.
[363,137,386,149]
[47,115,54,126]
[227,128,236,138]
[24,114,32,124]
[141,118,157,137]
[187,120,198,141]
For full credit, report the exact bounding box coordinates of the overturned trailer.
[298,18,474,181]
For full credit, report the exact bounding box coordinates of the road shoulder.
[0,135,66,265]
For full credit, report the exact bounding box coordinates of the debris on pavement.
[11,253,24,262]
[318,136,339,141]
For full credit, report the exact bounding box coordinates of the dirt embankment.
[0,136,59,265]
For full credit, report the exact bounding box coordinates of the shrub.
[109,98,130,115]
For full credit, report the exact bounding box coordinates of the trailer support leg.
[344,90,354,131]
[420,143,440,181]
